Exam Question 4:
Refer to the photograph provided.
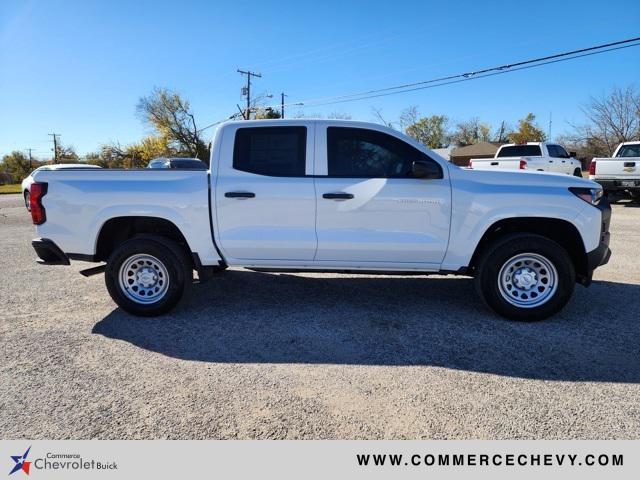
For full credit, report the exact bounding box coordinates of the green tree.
[254,107,281,119]
[404,115,449,149]
[137,87,210,163]
[1,151,33,181]
[451,117,492,146]
[508,113,547,143]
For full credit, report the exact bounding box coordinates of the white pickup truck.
[589,141,640,200]
[470,142,583,176]
[29,120,611,321]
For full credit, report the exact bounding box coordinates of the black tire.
[105,236,191,316]
[573,168,583,177]
[24,191,30,211]
[474,234,575,321]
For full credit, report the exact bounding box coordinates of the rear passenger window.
[233,127,306,176]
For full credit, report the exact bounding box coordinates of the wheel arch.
[95,216,193,266]
[468,217,589,284]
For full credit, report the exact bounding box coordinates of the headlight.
[569,186,603,206]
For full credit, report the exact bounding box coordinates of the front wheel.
[105,236,191,316]
[24,191,30,211]
[474,234,575,321]
[573,168,583,177]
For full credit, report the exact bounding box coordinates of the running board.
[79,264,106,277]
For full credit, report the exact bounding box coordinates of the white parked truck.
[29,120,611,321]
[470,142,583,176]
[589,141,640,200]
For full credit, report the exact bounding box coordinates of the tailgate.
[470,157,522,170]
[593,157,640,178]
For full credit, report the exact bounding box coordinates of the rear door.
[213,123,317,261]
[313,125,451,266]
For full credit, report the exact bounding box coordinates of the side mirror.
[569,151,577,158]
[411,160,443,179]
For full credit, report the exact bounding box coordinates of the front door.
[313,125,451,266]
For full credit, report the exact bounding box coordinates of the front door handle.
[323,192,354,200]
[225,191,255,198]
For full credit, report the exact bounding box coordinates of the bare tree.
[399,106,420,131]
[371,107,394,128]
[574,85,640,155]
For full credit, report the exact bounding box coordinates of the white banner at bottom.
[1,440,637,479]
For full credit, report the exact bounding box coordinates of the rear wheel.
[24,191,30,211]
[573,168,583,177]
[105,236,191,316]
[474,234,575,321]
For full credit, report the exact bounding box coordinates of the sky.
[1,0,639,158]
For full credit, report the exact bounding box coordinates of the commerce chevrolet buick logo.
[8,446,31,476]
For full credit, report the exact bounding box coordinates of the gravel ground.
[1,193,639,439]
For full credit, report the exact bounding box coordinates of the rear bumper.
[32,238,70,265]
[594,179,640,192]
[582,199,611,284]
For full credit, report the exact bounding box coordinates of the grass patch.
[0,184,22,194]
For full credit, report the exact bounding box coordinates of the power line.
[198,36,640,132]
[299,42,640,108]
[272,36,640,109]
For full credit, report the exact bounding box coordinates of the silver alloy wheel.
[25,192,30,211]
[118,254,170,304]
[498,253,558,308]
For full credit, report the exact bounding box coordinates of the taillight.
[589,160,596,175]
[30,182,48,225]
[519,159,527,169]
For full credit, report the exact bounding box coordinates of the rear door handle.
[490,162,499,166]
[225,191,255,198]
[322,192,354,200]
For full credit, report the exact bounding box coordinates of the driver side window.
[327,127,435,178]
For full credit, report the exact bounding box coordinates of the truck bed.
[31,168,221,264]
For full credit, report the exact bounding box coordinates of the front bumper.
[582,199,611,284]
[32,238,70,265]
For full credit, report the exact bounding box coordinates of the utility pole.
[281,92,287,119]
[237,69,261,120]
[48,133,60,163]
[26,148,33,169]
[548,112,552,140]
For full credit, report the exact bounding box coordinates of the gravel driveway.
[1,193,639,439]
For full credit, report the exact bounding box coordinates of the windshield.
[147,159,168,168]
[616,144,640,157]
[497,145,543,157]
[170,159,206,169]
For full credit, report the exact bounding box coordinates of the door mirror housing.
[411,160,443,179]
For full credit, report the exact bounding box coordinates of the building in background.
[449,141,505,166]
